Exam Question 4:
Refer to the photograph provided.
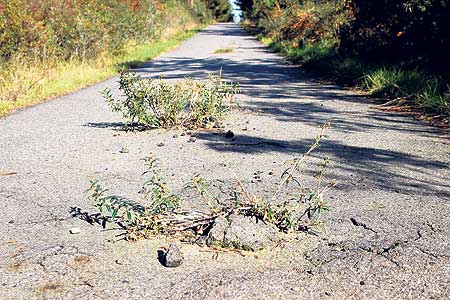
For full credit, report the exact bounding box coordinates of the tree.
[235,0,254,18]
[339,0,450,70]
[206,0,233,22]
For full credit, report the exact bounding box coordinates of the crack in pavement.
[349,217,378,234]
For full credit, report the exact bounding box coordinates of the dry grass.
[0,29,201,117]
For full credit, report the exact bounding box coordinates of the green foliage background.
[239,0,449,119]
[0,0,213,65]
[0,0,233,116]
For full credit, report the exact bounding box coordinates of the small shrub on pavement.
[102,70,239,129]
[86,124,335,244]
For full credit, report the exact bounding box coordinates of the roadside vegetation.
[238,0,449,122]
[0,0,233,116]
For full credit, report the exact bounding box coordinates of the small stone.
[188,136,196,143]
[225,130,234,138]
[119,147,129,153]
[291,287,300,292]
[157,142,165,147]
[180,132,186,136]
[69,227,81,234]
[163,243,183,267]
[8,220,14,224]
[173,134,179,138]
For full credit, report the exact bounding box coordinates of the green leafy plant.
[86,124,335,243]
[86,155,181,240]
[232,123,335,231]
[102,70,239,129]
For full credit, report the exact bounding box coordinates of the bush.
[206,0,233,22]
[0,0,159,63]
[103,70,240,129]
[250,0,353,48]
[0,0,216,66]
[243,0,450,120]
[339,0,450,70]
[0,0,213,115]
[242,0,450,71]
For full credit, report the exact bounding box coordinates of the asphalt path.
[1,23,449,300]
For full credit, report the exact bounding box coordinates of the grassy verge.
[258,35,450,122]
[0,29,200,117]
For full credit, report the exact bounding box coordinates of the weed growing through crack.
[85,123,335,242]
[230,123,334,232]
[86,156,182,240]
[102,70,239,129]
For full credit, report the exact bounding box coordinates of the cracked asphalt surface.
[1,23,449,300]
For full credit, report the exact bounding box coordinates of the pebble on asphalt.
[225,130,234,138]
[69,227,81,234]
[119,147,129,153]
[163,243,183,267]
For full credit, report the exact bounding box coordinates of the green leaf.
[111,208,119,220]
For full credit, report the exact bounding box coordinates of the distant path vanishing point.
[1,23,449,300]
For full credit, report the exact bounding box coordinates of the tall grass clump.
[362,68,449,115]
[362,68,424,96]
[415,80,449,114]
